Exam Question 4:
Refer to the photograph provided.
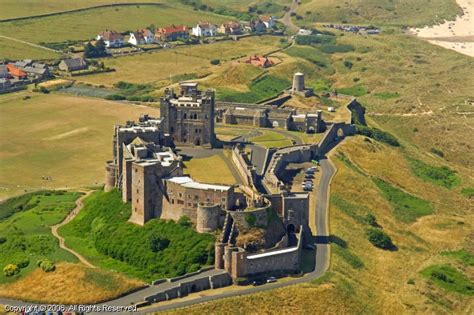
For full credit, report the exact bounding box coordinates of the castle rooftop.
[166,176,231,192]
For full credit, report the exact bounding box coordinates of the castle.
[104,81,321,280]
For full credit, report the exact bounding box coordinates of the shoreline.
[409,0,474,57]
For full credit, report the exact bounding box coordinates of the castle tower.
[316,110,323,133]
[292,72,305,93]
[196,203,221,233]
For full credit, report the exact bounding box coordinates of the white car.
[267,276,277,283]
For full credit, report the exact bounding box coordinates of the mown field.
[295,0,461,27]
[0,91,159,200]
[0,4,228,45]
[183,153,239,185]
[0,37,60,60]
[0,0,165,20]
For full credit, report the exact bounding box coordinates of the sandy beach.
[410,0,474,57]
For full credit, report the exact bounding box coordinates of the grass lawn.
[249,130,293,148]
[59,190,214,281]
[0,37,61,60]
[372,178,433,223]
[0,91,159,201]
[420,264,473,295]
[295,0,461,27]
[183,153,238,185]
[0,191,81,285]
[0,4,228,45]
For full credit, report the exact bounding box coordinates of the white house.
[192,22,217,37]
[259,15,276,28]
[298,29,312,36]
[129,29,154,46]
[97,30,124,48]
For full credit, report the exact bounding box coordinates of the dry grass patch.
[0,91,159,200]
[0,263,143,304]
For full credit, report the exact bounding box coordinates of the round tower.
[104,161,117,192]
[292,72,305,93]
[196,203,221,233]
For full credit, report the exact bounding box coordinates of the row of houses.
[0,59,51,92]
[96,15,277,47]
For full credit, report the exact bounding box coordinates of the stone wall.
[230,205,270,230]
[231,146,257,189]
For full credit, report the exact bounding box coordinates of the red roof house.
[155,25,188,41]
[7,63,27,79]
[245,55,274,68]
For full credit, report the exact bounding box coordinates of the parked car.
[267,276,277,283]
[252,279,265,286]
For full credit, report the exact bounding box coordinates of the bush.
[210,59,220,65]
[38,259,55,272]
[105,94,126,101]
[356,125,400,146]
[430,148,444,157]
[0,236,6,244]
[39,86,50,94]
[366,228,394,250]
[409,159,460,189]
[13,256,30,269]
[245,213,256,227]
[3,264,19,277]
[295,34,335,46]
[343,60,353,69]
[149,235,170,252]
[178,216,191,227]
[365,214,378,227]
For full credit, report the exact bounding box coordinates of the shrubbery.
[210,59,220,65]
[295,34,335,46]
[356,125,400,146]
[3,264,19,277]
[13,256,30,269]
[37,259,55,272]
[366,228,394,250]
[409,159,460,189]
[105,94,126,101]
[84,39,108,58]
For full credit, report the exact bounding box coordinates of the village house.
[59,57,88,72]
[97,30,124,48]
[128,28,154,46]
[245,55,274,68]
[218,21,242,35]
[249,19,267,33]
[192,22,217,37]
[6,64,27,79]
[21,64,50,79]
[0,65,10,79]
[298,29,312,36]
[155,25,188,42]
[259,15,276,28]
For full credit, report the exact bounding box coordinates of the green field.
[373,178,433,223]
[409,159,461,189]
[0,191,81,284]
[420,264,474,295]
[249,130,293,148]
[0,91,160,200]
[295,0,461,27]
[0,4,228,45]
[59,190,214,281]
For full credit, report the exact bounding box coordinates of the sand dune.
[410,0,474,57]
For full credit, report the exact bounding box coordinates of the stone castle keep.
[103,81,329,280]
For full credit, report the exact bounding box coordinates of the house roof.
[23,66,48,75]
[156,25,187,34]
[6,64,27,77]
[259,15,273,22]
[246,55,274,67]
[0,65,8,75]
[166,176,231,192]
[98,30,124,41]
[61,57,87,69]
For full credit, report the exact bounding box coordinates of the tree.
[95,39,107,57]
[84,42,97,58]
[178,216,191,227]
[149,235,170,252]
[365,213,378,227]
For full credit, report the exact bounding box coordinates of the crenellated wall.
[231,146,258,189]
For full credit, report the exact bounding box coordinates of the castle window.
[194,195,198,200]
[195,128,198,134]
[134,207,137,212]
[179,193,183,198]
[183,113,187,119]
[188,202,192,206]
[221,197,226,202]
[171,199,175,204]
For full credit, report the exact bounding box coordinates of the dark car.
[252,279,266,286]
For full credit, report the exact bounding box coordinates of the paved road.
[0,153,337,314]
[50,190,95,268]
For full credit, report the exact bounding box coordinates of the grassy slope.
[0,4,228,44]
[296,0,461,27]
[58,190,215,281]
[0,91,159,200]
[0,191,81,285]
[0,262,143,304]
